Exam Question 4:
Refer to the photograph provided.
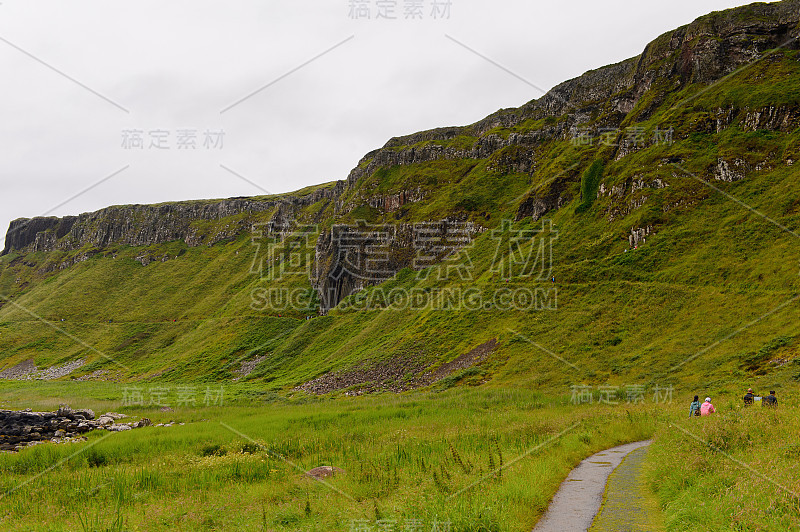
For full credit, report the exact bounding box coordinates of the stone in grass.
[133,418,152,429]
[306,466,344,480]
[95,416,115,426]
[56,406,95,420]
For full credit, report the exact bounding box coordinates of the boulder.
[133,418,152,428]
[306,466,344,480]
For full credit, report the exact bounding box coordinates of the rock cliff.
[2,183,345,256]
[4,0,799,312]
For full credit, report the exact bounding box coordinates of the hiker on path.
[762,390,778,407]
[743,387,756,406]
[689,395,702,417]
[700,397,716,416]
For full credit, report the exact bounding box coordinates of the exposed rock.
[312,220,481,312]
[134,418,152,428]
[365,187,426,213]
[603,175,670,222]
[56,406,95,420]
[0,407,150,451]
[0,359,36,380]
[296,357,429,396]
[296,339,497,395]
[715,158,748,182]
[0,359,85,381]
[94,415,114,426]
[631,177,667,193]
[629,226,653,248]
[306,466,344,480]
[516,177,573,222]
[1,184,346,257]
[741,105,800,132]
[233,355,267,381]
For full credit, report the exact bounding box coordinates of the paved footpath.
[533,440,658,532]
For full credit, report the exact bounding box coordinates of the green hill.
[2,0,800,397]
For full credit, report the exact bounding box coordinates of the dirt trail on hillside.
[533,440,655,532]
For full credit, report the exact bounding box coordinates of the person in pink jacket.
[700,397,716,416]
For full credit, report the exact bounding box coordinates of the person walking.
[689,395,702,417]
[762,390,778,407]
[743,387,755,406]
[700,397,716,416]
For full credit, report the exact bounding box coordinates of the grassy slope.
[1,51,800,396]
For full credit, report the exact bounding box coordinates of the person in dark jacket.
[743,387,755,405]
[689,395,702,417]
[762,390,778,407]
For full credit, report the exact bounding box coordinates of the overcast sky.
[0,0,758,245]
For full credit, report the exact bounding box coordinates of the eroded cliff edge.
[4,0,799,313]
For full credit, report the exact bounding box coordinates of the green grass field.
[1,384,797,531]
[649,394,800,531]
[0,383,660,531]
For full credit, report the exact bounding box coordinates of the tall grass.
[648,396,800,530]
[0,387,657,531]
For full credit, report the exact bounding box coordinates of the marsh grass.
[0,386,658,531]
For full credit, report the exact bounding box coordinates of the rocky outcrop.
[346,1,800,182]
[3,0,798,314]
[363,187,426,213]
[715,105,800,133]
[1,183,346,256]
[715,157,749,182]
[629,226,653,248]
[311,220,481,312]
[516,172,575,222]
[0,406,150,451]
[295,338,496,395]
[2,217,68,257]
[601,177,669,222]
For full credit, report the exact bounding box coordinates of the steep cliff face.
[347,0,800,184]
[311,220,482,312]
[3,0,799,313]
[1,183,345,256]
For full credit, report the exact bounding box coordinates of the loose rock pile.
[0,359,86,380]
[0,406,151,451]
